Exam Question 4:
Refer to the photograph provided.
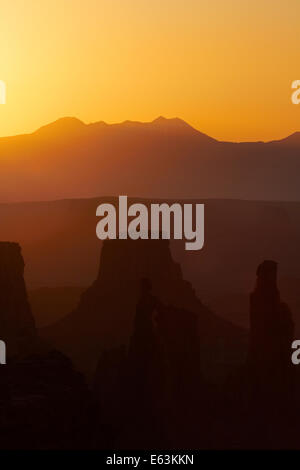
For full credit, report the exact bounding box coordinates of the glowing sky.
[0,0,299,141]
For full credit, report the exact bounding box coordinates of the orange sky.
[0,0,299,141]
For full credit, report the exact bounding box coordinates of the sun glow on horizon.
[0,0,300,142]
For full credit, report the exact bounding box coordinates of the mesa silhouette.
[41,237,246,381]
[1,116,300,202]
[1,240,299,449]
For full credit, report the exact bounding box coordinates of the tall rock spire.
[0,242,37,357]
[249,260,294,394]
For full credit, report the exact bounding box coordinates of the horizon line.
[0,115,299,145]
[2,194,300,207]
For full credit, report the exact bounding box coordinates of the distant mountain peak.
[152,115,191,126]
[150,116,217,142]
[152,115,169,123]
[35,117,86,136]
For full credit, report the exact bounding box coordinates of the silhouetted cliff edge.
[0,242,37,357]
[0,242,93,449]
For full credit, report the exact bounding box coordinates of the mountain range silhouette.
[1,115,300,448]
[1,116,300,202]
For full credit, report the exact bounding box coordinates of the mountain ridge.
[1,116,299,145]
[1,116,300,202]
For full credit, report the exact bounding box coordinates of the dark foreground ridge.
[1,240,300,448]
[0,242,93,449]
